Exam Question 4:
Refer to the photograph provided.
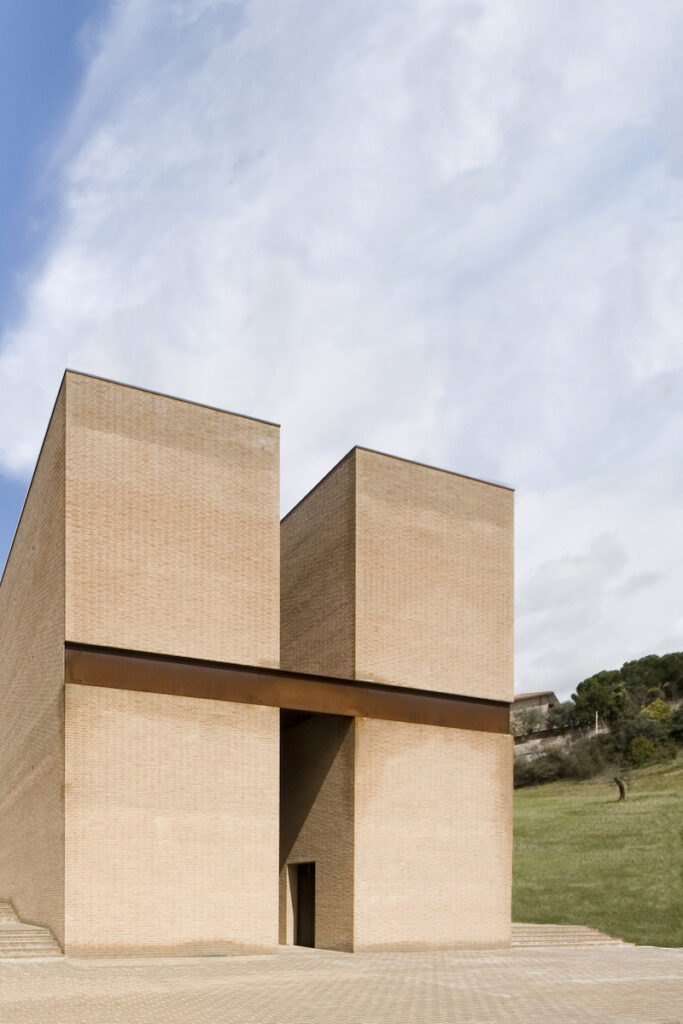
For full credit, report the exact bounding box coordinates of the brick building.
[513,692,559,713]
[0,371,513,956]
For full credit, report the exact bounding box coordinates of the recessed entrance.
[279,710,354,951]
[295,862,316,947]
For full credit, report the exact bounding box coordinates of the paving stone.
[0,944,681,1024]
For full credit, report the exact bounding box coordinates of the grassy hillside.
[513,755,683,947]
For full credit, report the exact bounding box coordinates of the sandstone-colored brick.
[353,718,513,950]
[2,372,514,960]
[1,373,283,956]
[65,684,280,956]
[355,449,513,701]
[281,453,355,678]
[280,447,513,952]
[281,448,513,702]
[64,372,280,666]
[0,383,66,945]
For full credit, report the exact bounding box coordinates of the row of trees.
[559,651,683,729]
[514,652,683,787]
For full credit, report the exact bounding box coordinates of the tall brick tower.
[0,373,512,956]
[280,447,513,950]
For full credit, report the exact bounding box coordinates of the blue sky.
[0,1,107,325]
[0,0,107,562]
[1,0,682,698]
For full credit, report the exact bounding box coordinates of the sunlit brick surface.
[353,719,512,949]
[2,373,516,960]
[0,946,680,1024]
[64,372,280,667]
[281,447,514,951]
[65,685,279,956]
[355,448,513,700]
[281,447,513,701]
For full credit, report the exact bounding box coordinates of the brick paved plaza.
[0,945,681,1024]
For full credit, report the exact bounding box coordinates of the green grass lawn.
[513,755,683,947]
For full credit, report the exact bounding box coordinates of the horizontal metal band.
[64,643,510,734]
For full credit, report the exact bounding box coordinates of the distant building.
[0,371,514,957]
[513,691,559,713]
[511,691,559,738]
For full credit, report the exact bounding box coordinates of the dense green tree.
[617,652,683,707]
[515,651,683,787]
[641,698,673,722]
[628,735,656,767]
[571,669,627,727]
[571,652,683,727]
[659,652,683,702]
[609,712,676,767]
[669,704,683,744]
[621,655,667,710]
[545,700,578,731]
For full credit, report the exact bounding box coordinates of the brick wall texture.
[64,372,280,667]
[353,718,512,950]
[280,452,355,678]
[1,373,513,956]
[65,684,280,956]
[279,714,354,951]
[281,447,513,702]
[280,716,511,952]
[280,448,513,951]
[355,448,513,701]
[0,385,66,944]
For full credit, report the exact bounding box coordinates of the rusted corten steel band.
[64,643,510,734]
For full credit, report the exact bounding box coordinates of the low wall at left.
[0,385,66,944]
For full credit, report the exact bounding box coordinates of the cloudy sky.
[1,0,682,699]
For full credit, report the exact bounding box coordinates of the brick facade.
[279,714,354,951]
[64,372,280,667]
[280,447,513,949]
[65,685,279,955]
[354,447,513,702]
[280,452,355,678]
[0,372,513,955]
[0,383,66,944]
[353,719,512,950]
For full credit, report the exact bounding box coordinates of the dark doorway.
[279,712,353,949]
[296,862,315,947]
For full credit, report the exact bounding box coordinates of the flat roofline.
[63,369,280,428]
[354,445,514,492]
[282,444,514,522]
[0,369,279,587]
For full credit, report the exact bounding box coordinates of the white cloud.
[2,0,683,695]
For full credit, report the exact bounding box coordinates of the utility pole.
[595,710,599,736]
